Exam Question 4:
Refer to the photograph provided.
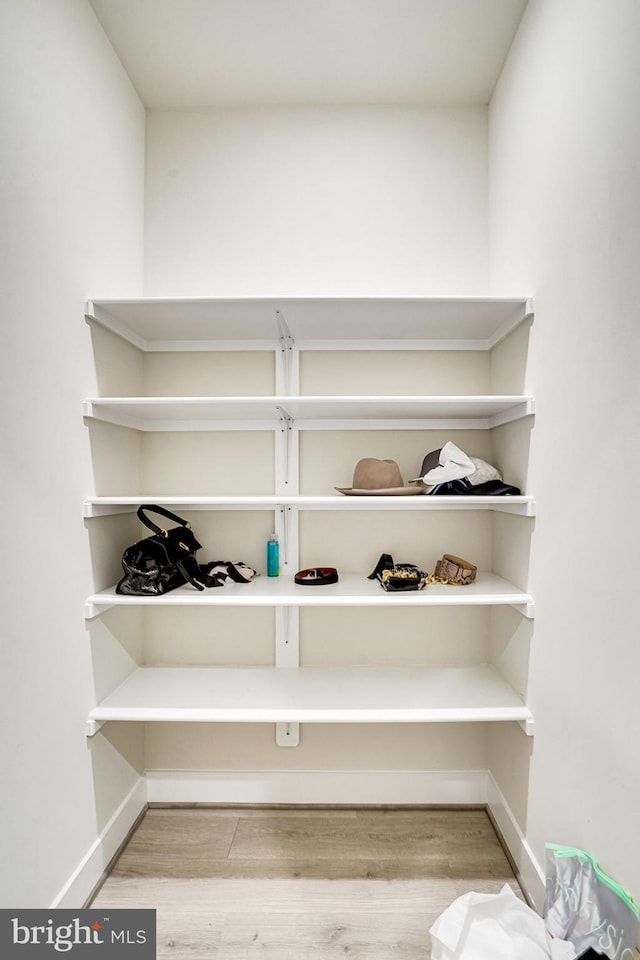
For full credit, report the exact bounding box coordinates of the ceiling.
[88,0,528,109]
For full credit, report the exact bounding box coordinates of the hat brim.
[410,482,437,494]
[335,486,423,496]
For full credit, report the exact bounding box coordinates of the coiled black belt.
[294,567,339,585]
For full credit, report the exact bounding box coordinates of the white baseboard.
[145,768,489,805]
[50,777,147,908]
[487,772,545,910]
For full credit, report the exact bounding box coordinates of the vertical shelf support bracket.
[275,406,294,489]
[275,606,299,667]
[276,722,300,747]
[277,503,293,568]
[275,606,300,747]
[275,310,295,396]
[275,503,297,573]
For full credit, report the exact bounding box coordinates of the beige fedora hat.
[335,458,423,496]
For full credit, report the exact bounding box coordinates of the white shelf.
[85,572,534,619]
[84,495,535,518]
[83,395,535,431]
[85,296,534,351]
[86,664,533,728]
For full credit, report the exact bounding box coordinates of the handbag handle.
[137,504,191,537]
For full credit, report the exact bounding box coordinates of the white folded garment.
[421,441,476,485]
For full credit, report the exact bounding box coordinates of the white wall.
[144,106,488,296]
[0,0,145,906]
[138,105,499,787]
[489,0,640,909]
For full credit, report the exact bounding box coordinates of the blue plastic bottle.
[267,533,279,577]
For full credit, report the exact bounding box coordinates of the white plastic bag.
[430,883,576,960]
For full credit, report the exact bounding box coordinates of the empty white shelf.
[83,395,535,431]
[84,495,535,517]
[85,296,533,351]
[85,572,534,619]
[87,664,533,727]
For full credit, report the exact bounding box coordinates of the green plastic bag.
[544,843,639,959]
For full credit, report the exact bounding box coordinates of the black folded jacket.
[427,478,520,496]
[464,479,521,496]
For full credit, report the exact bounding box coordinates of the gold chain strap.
[424,572,459,586]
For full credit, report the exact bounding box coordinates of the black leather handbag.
[116,505,206,596]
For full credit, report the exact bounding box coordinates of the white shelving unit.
[83,297,536,744]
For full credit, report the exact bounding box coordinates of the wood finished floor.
[91,805,523,958]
